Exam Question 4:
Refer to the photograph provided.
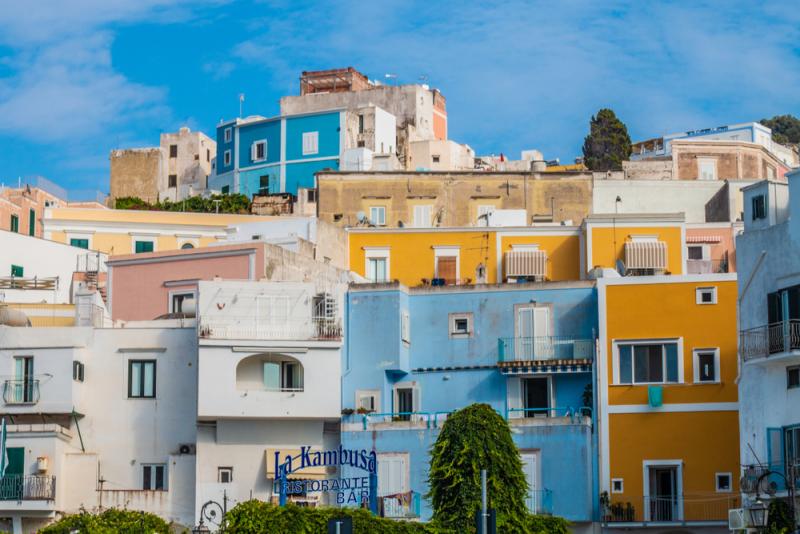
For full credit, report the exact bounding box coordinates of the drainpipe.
[72,409,85,452]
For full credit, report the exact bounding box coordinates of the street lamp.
[193,493,228,534]
[748,499,769,529]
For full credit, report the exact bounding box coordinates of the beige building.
[316,170,594,227]
[109,127,216,204]
[408,139,475,171]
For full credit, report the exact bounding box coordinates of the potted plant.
[341,408,354,416]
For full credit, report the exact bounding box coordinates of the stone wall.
[109,148,162,203]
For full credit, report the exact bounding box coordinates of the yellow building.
[597,274,740,529]
[42,207,276,255]
[347,226,583,286]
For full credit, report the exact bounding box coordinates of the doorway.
[523,377,551,417]
[645,463,681,521]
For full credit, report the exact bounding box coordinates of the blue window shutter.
[618,345,632,384]
[665,343,679,382]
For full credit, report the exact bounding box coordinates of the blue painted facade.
[212,110,343,197]
[341,283,600,524]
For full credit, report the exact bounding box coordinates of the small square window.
[302,131,319,155]
[169,144,177,158]
[752,194,766,220]
[715,472,732,492]
[307,189,317,203]
[696,287,717,305]
[168,174,177,188]
[432,155,440,163]
[218,467,233,484]
[449,313,473,337]
[687,245,705,260]
[224,150,232,167]
[224,127,232,143]
[694,349,719,383]
[369,206,386,226]
[135,240,154,254]
[611,478,624,493]
[788,366,800,389]
[356,391,379,413]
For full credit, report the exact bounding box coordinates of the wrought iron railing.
[380,491,421,518]
[526,489,553,515]
[198,317,342,341]
[740,320,800,361]
[603,494,740,523]
[2,380,40,405]
[355,407,592,430]
[741,462,800,492]
[0,475,56,500]
[497,336,594,362]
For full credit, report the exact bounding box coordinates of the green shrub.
[114,194,251,214]
[40,508,171,534]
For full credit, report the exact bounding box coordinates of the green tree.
[41,508,171,534]
[582,108,632,171]
[427,403,529,533]
[761,114,800,146]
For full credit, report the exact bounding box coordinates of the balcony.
[0,277,57,291]
[497,336,594,374]
[0,475,56,501]
[2,380,40,405]
[526,489,553,515]
[740,320,800,361]
[686,258,729,274]
[602,494,739,525]
[199,317,342,341]
[379,491,421,519]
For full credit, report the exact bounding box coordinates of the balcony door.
[521,452,542,513]
[645,463,682,522]
[13,356,33,403]
[523,377,552,418]
[0,447,23,500]
[515,306,551,360]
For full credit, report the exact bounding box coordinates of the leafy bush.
[114,194,251,214]
[40,508,171,534]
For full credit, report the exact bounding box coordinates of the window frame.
[392,381,420,420]
[696,286,718,305]
[355,390,380,413]
[715,472,732,493]
[168,174,177,188]
[10,264,23,277]
[224,127,232,143]
[693,348,720,384]
[697,157,718,180]
[218,467,233,484]
[412,204,433,228]
[787,365,800,389]
[28,209,35,236]
[369,206,386,226]
[752,194,767,221]
[142,463,167,490]
[169,144,178,158]
[223,149,232,167]
[449,312,474,338]
[302,131,319,156]
[128,359,156,399]
[687,244,709,261]
[169,290,196,314]
[612,339,683,385]
[364,247,390,283]
[401,311,410,344]
[72,361,85,382]
[434,246,460,282]
[252,139,267,162]
[10,214,19,233]
[133,239,155,254]
[611,478,624,494]
[70,238,90,249]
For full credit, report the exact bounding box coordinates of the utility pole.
[480,469,488,534]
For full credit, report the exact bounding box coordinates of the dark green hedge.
[115,194,251,214]
[40,508,171,534]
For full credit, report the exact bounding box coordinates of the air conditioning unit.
[178,444,196,455]
[728,508,751,531]
[36,456,49,473]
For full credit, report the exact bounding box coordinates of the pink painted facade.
[0,186,65,237]
[108,243,266,321]
[685,223,740,274]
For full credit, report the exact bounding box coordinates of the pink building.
[685,222,741,274]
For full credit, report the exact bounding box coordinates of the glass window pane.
[618,345,632,384]
[130,362,141,397]
[155,465,164,490]
[633,346,650,383]
[143,362,155,397]
[648,346,664,382]
[665,344,678,382]
[263,362,280,390]
[143,465,151,489]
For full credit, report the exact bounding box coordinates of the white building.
[0,321,197,533]
[737,169,800,516]
[195,279,345,514]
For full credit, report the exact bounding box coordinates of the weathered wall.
[317,171,593,227]
[159,128,216,201]
[671,140,786,181]
[621,159,672,180]
[110,148,163,203]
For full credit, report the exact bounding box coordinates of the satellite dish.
[356,211,366,223]
[615,259,627,277]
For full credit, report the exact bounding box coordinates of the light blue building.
[341,281,600,532]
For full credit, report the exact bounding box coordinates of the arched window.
[236,354,303,391]
[181,242,195,249]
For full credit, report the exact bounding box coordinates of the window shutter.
[767,427,784,470]
[251,142,257,161]
[507,377,523,419]
[411,387,421,421]
[665,343,679,382]
[618,345,632,384]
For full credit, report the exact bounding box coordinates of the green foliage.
[525,514,570,534]
[114,194,251,214]
[765,498,796,534]
[761,114,800,146]
[225,500,437,533]
[40,508,171,534]
[427,403,530,533]
[582,108,632,171]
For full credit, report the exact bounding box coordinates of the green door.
[1,447,24,500]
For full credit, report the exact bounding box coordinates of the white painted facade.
[737,169,800,507]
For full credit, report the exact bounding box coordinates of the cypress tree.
[582,108,632,171]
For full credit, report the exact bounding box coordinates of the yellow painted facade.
[347,228,582,286]
[588,225,684,274]
[7,303,75,327]
[600,277,740,521]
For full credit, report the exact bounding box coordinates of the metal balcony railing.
[354,407,592,431]
[498,336,594,362]
[0,475,56,501]
[526,489,553,515]
[741,462,800,492]
[740,320,800,361]
[198,317,342,341]
[380,491,421,519]
[2,380,39,405]
[603,494,740,523]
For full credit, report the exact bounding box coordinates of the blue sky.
[0,1,798,199]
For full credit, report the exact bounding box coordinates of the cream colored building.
[407,139,474,171]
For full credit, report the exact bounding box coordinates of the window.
[449,313,473,337]
[259,175,269,195]
[73,361,85,382]
[262,361,303,391]
[128,360,156,398]
[207,149,210,162]
[412,205,432,228]
[171,292,195,314]
[696,287,717,305]
[693,349,720,383]
[306,189,317,203]
[434,247,460,285]
[393,385,418,421]
[302,131,319,155]
[10,214,18,233]
[28,209,35,236]
[169,144,177,158]
[715,473,732,492]
[358,115,364,134]
[365,248,390,282]
[134,240,154,254]
[788,366,800,389]
[224,127,232,143]
[356,390,379,413]
[12,356,34,403]
[180,242,194,249]
[698,158,717,180]
[357,140,365,148]
[218,467,233,484]
[369,206,386,226]
[223,149,232,167]
[168,174,177,188]
[10,265,23,277]
[70,238,89,249]
[221,185,230,194]
[432,155,440,163]
[401,311,410,344]
[142,464,166,490]
[611,479,624,494]
[767,166,776,181]
[252,140,267,162]
[687,245,706,260]
[615,342,680,384]
[752,194,766,220]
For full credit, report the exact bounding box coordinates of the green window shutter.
[70,238,89,249]
[221,185,230,194]
[10,215,18,233]
[28,209,35,236]
[10,265,23,277]
[665,343,679,382]
[135,241,154,253]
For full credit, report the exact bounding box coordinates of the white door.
[521,452,541,513]
[516,306,550,360]
[516,307,535,360]
[377,454,408,496]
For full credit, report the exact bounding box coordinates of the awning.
[624,241,667,270]
[505,250,548,278]
[686,235,722,243]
